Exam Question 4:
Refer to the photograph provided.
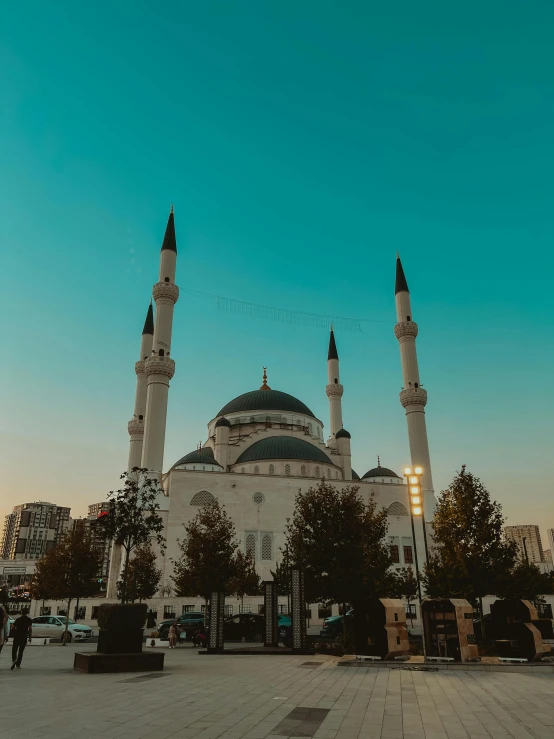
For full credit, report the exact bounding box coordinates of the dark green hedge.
[97,603,148,631]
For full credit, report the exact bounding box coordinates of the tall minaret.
[127,302,154,472]
[326,328,344,447]
[394,255,434,517]
[141,208,179,478]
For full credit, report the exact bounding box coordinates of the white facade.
[107,212,436,599]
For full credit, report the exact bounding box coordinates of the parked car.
[320,611,354,638]
[222,613,265,642]
[158,612,205,640]
[31,616,92,642]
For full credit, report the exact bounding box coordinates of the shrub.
[97,603,148,631]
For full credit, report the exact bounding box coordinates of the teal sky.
[2,1,553,542]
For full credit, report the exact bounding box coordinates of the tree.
[497,561,554,606]
[270,558,292,598]
[98,468,166,604]
[423,466,517,636]
[392,567,418,627]
[283,481,393,620]
[118,543,162,603]
[32,521,101,643]
[172,500,244,603]
[229,550,261,609]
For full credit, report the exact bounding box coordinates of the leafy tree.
[32,521,101,643]
[497,561,554,606]
[229,550,261,609]
[283,481,393,620]
[172,500,242,602]
[270,558,292,598]
[98,468,166,603]
[423,466,517,637]
[392,566,419,626]
[118,543,162,603]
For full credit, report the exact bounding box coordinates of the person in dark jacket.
[10,609,32,670]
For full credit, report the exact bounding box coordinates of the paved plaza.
[1,645,553,739]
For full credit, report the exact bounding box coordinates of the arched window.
[387,502,409,517]
[241,467,245,474]
[250,416,255,424]
[190,491,216,506]
[261,534,272,561]
[326,468,330,478]
[269,464,275,476]
[301,465,306,477]
[308,423,313,435]
[285,464,290,476]
[254,465,259,474]
[246,534,256,559]
[335,470,339,479]
[315,466,320,478]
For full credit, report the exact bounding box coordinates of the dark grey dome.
[362,466,400,480]
[215,417,231,428]
[336,428,351,439]
[218,389,315,418]
[236,437,332,465]
[352,469,360,480]
[174,447,221,467]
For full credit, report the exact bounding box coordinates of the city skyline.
[2,2,553,533]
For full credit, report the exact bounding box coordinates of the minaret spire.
[142,301,154,335]
[393,255,434,518]
[326,327,344,447]
[141,209,180,478]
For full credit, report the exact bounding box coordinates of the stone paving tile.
[1,646,554,739]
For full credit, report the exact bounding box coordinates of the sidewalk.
[1,644,553,739]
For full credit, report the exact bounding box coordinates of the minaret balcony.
[128,417,144,438]
[152,282,179,305]
[394,321,418,341]
[399,387,427,408]
[145,355,175,381]
[326,382,344,397]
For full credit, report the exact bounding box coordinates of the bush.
[97,603,148,631]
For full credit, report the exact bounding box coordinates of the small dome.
[336,428,351,439]
[352,469,360,480]
[174,447,222,467]
[218,389,315,418]
[236,437,332,465]
[215,417,231,428]
[362,465,401,480]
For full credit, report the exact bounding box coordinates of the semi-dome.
[215,417,231,428]
[218,389,315,418]
[336,428,351,439]
[174,447,222,467]
[362,465,401,480]
[236,437,332,465]
[352,469,360,480]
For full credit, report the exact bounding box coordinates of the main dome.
[218,389,315,418]
[236,437,332,464]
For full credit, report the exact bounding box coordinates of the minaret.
[326,328,343,446]
[141,208,179,478]
[127,302,154,472]
[394,255,434,517]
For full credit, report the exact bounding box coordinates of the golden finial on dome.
[260,366,271,391]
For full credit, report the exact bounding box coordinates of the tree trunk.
[74,596,80,622]
[122,547,131,604]
[342,602,347,643]
[62,598,72,646]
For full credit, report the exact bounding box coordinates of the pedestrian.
[0,604,9,658]
[10,608,33,670]
[168,620,177,649]
[193,624,206,648]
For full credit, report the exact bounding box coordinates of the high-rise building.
[1,502,71,560]
[505,525,544,564]
[543,549,553,564]
[86,502,112,581]
[547,529,554,558]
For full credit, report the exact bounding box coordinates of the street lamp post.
[404,466,427,659]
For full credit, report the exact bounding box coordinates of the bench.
[356,655,381,661]
[426,656,454,663]
[498,657,528,663]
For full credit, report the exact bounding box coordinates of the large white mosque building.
[107,209,435,601]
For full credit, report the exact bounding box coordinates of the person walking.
[0,605,9,659]
[10,608,32,670]
[168,620,178,649]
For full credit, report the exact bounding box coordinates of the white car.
[31,616,92,642]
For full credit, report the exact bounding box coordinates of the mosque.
[107,210,435,596]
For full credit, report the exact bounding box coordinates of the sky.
[1,1,553,547]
